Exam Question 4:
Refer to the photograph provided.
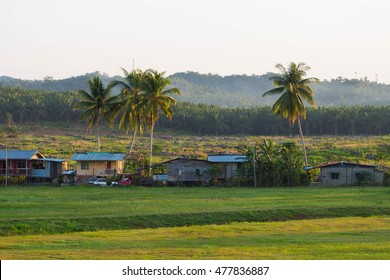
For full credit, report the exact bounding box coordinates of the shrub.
[383,172,390,186]
[355,171,373,185]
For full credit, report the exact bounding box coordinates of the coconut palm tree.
[77,76,118,152]
[108,68,146,157]
[262,62,319,166]
[140,70,180,176]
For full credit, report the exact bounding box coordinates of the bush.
[383,172,390,186]
[356,171,373,185]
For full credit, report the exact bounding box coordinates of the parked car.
[93,178,118,186]
[88,177,99,184]
[118,177,132,186]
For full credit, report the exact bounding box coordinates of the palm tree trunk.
[305,120,309,137]
[297,118,308,166]
[97,122,101,152]
[128,129,137,157]
[148,123,154,177]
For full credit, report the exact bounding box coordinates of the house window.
[81,161,89,170]
[17,161,26,169]
[32,161,45,169]
[330,172,340,179]
[194,169,201,175]
[175,169,182,176]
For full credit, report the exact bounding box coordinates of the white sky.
[1,0,390,83]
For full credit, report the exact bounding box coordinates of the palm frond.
[77,90,95,101]
[262,87,284,97]
[298,77,320,85]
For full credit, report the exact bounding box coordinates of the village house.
[61,169,77,185]
[0,150,65,183]
[71,152,125,183]
[207,154,247,181]
[152,155,248,185]
[162,158,211,185]
[313,161,384,186]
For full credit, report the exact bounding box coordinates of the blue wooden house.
[0,150,65,184]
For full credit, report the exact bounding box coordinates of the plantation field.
[0,186,389,259]
[1,123,390,168]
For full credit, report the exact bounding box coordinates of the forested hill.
[1,71,390,107]
[0,72,120,93]
[170,72,390,107]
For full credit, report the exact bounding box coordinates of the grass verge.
[1,206,389,236]
[1,217,389,259]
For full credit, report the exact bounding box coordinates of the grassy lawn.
[1,186,389,220]
[1,186,389,259]
[1,217,389,259]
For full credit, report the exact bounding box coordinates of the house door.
[106,161,112,169]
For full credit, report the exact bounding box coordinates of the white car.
[93,178,118,186]
[88,177,99,184]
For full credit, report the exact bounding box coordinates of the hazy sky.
[1,0,390,83]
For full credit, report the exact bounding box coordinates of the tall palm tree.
[140,70,180,176]
[77,76,118,152]
[262,62,319,166]
[108,68,146,157]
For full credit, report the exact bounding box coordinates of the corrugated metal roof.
[41,158,65,162]
[152,157,210,167]
[71,152,125,161]
[312,161,378,169]
[207,155,247,163]
[0,150,42,160]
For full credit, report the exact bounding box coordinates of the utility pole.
[253,144,256,187]
[5,145,8,186]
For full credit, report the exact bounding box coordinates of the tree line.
[0,86,79,124]
[160,102,390,136]
[2,71,390,108]
[170,72,390,107]
[1,86,389,136]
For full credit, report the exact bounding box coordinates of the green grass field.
[0,186,389,259]
[1,217,389,260]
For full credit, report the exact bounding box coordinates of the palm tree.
[140,70,180,176]
[108,68,146,157]
[77,76,118,152]
[262,62,319,166]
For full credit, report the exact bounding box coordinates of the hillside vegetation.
[1,71,390,107]
[0,123,389,172]
[1,86,390,136]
